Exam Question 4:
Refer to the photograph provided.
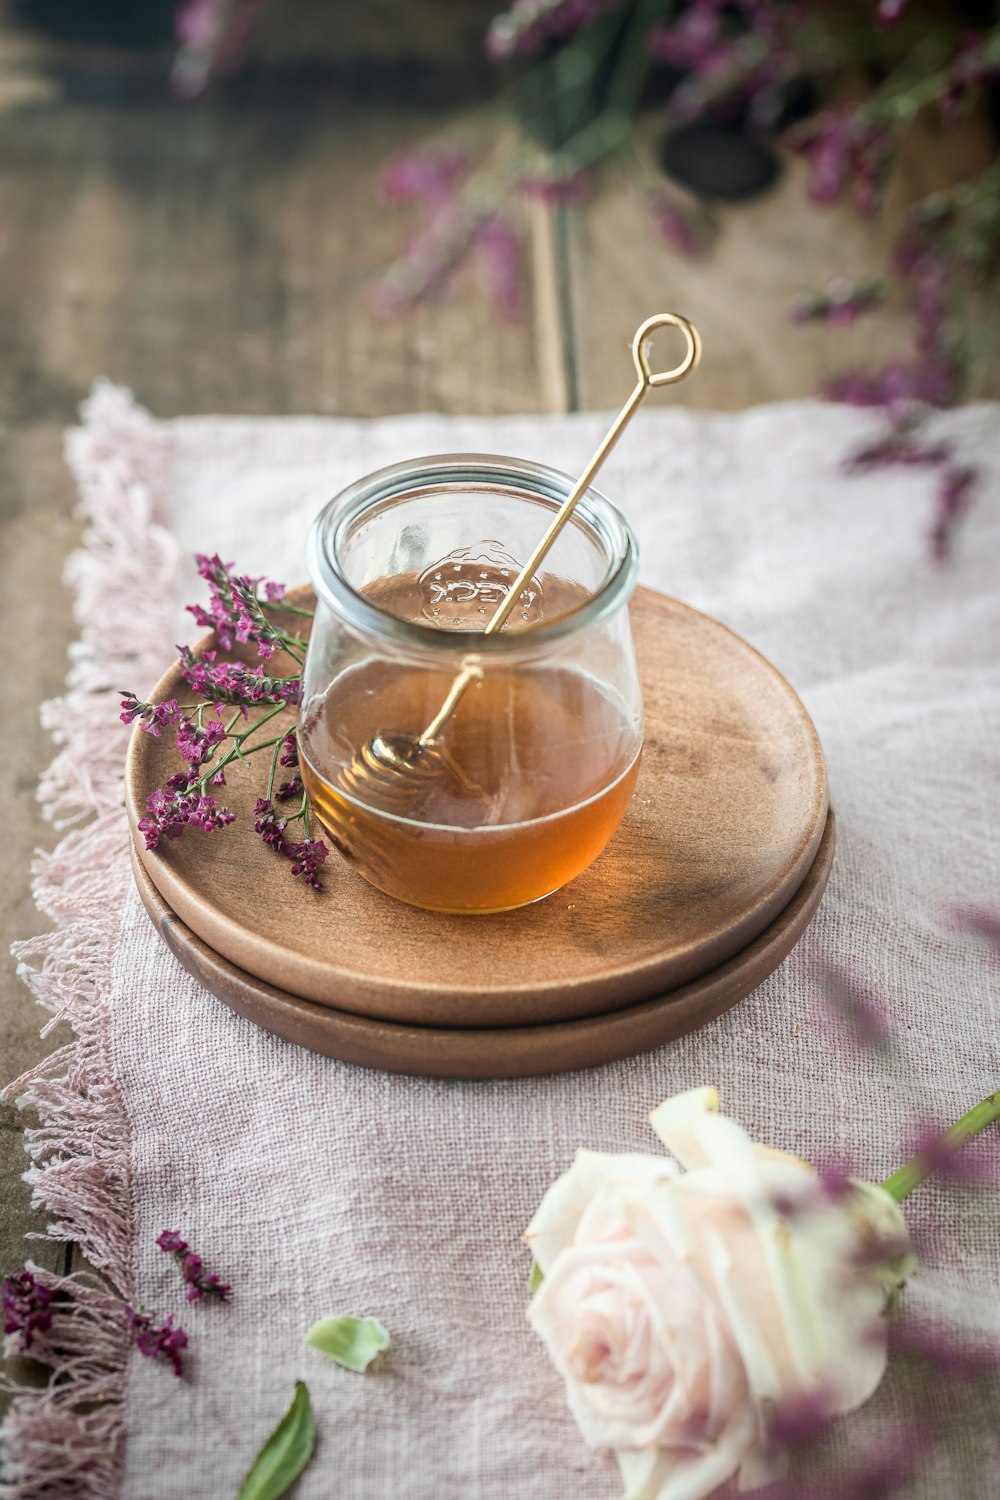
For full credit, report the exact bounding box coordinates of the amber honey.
[300,660,641,913]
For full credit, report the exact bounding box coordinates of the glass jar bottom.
[299,657,642,912]
[301,748,641,913]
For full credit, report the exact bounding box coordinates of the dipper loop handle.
[418,314,701,745]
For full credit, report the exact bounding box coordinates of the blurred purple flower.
[648,192,710,257]
[891,1318,1000,1382]
[2,1268,54,1351]
[898,1121,996,1189]
[947,902,1000,954]
[787,106,892,216]
[812,958,897,1054]
[843,430,951,475]
[172,0,266,99]
[518,170,592,206]
[824,358,960,409]
[791,277,885,327]
[377,148,472,207]
[929,465,976,563]
[475,215,525,318]
[486,0,615,62]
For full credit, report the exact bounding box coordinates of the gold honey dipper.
[333,312,702,826]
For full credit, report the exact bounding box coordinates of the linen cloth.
[18,396,1000,1497]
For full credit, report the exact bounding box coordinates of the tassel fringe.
[2,382,179,1499]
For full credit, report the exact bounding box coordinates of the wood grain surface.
[126,586,829,1030]
[128,810,834,1078]
[1,0,996,1365]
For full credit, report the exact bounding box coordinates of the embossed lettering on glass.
[299,455,643,913]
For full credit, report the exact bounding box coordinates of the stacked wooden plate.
[127,587,833,1078]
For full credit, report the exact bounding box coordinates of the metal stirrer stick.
[336,312,702,814]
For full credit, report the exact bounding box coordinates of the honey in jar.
[300,659,641,913]
[299,456,643,913]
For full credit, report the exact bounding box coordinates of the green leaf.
[236,1382,314,1500]
[529,1259,544,1293]
[305,1314,391,1372]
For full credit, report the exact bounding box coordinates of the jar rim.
[306,453,640,660]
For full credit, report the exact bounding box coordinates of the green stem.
[266,732,284,801]
[882,1088,1000,1203]
[264,601,314,619]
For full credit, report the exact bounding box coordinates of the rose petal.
[525,1151,677,1275]
[649,1087,720,1168]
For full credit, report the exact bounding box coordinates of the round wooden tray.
[130,812,834,1078]
[127,585,830,1041]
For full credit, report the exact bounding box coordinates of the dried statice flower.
[254,796,288,850]
[278,733,299,769]
[187,553,293,662]
[120,694,184,736]
[156,1229,232,1302]
[254,798,329,890]
[2,1268,54,1351]
[178,648,301,709]
[127,1306,188,1377]
[138,785,236,851]
[176,715,228,767]
[286,839,329,891]
[276,773,304,802]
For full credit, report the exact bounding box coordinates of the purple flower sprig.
[2,1268,54,1352]
[248,727,329,889]
[157,1230,232,1302]
[127,1306,188,1377]
[187,554,308,665]
[254,797,329,890]
[121,556,329,888]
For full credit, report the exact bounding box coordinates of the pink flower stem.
[882,1088,1000,1202]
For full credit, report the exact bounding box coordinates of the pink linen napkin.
[4,381,999,1499]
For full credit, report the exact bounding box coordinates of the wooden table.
[1,5,995,1366]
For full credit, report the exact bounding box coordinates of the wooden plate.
[130,812,834,1078]
[126,586,829,1030]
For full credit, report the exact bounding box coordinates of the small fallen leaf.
[236,1381,314,1500]
[529,1259,544,1293]
[305,1315,391,1372]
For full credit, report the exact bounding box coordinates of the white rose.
[525,1087,914,1500]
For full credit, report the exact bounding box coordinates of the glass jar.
[299,454,642,914]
